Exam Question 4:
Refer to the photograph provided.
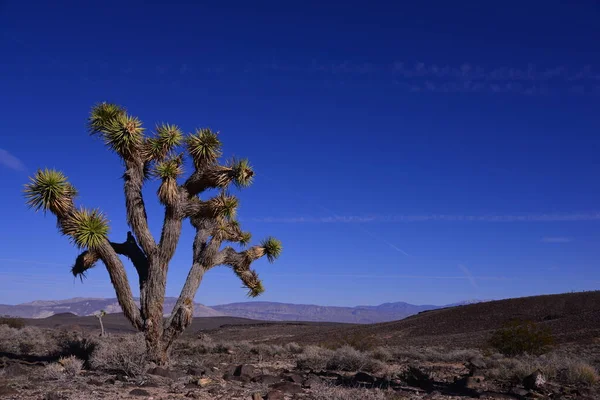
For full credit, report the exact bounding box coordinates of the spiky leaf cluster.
[236,269,264,297]
[228,158,254,188]
[61,208,109,250]
[24,169,77,216]
[212,220,252,245]
[88,103,144,158]
[154,154,184,205]
[145,123,183,161]
[210,192,239,220]
[88,103,125,134]
[71,250,100,280]
[261,237,283,263]
[186,128,222,167]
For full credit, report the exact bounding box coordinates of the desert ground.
[2,291,600,399]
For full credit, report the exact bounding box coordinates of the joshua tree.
[95,309,106,336]
[24,103,282,364]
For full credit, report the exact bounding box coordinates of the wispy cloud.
[541,237,573,243]
[247,212,600,223]
[0,148,26,172]
[458,264,478,289]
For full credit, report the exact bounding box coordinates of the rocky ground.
[0,322,599,399]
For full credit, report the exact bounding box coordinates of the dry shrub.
[489,319,554,356]
[297,345,333,370]
[44,363,65,380]
[90,333,147,377]
[0,325,55,355]
[251,343,285,358]
[284,342,303,354]
[0,316,25,329]
[563,361,599,385]
[370,346,393,362]
[484,352,599,386]
[59,355,84,376]
[310,381,388,400]
[326,345,384,373]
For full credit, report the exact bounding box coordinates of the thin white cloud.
[0,148,26,171]
[247,212,600,223]
[458,264,478,289]
[541,237,573,243]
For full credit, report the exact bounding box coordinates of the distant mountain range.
[0,297,222,319]
[0,297,488,323]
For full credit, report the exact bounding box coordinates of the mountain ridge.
[1,297,488,323]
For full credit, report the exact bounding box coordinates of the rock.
[354,371,376,385]
[269,381,303,394]
[456,375,484,390]
[265,390,284,400]
[185,391,201,399]
[400,366,434,391]
[87,379,104,386]
[225,364,260,382]
[470,357,487,370]
[251,393,263,400]
[510,387,530,397]
[253,375,281,385]
[129,388,152,396]
[0,385,19,397]
[187,367,205,376]
[302,375,322,388]
[197,378,212,388]
[523,370,546,391]
[148,366,181,379]
[44,392,67,400]
[104,377,116,385]
[284,373,303,383]
[235,364,259,378]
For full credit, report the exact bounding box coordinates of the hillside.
[287,290,600,348]
[211,301,445,323]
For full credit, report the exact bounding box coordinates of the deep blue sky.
[1,0,599,307]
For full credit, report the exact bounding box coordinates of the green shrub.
[489,319,554,356]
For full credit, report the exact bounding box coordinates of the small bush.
[310,382,387,400]
[44,363,65,380]
[59,355,83,376]
[284,342,303,354]
[250,343,285,358]
[563,361,599,385]
[0,316,25,329]
[297,346,333,370]
[370,346,393,362]
[326,345,385,373]
[90,333,147,377]
[489,320,554,356]
[0,325,54,355]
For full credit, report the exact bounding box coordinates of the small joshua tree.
[24,103,282,364]
[95,309,106,336]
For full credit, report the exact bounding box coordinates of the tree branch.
[124,159,157,256]
[94,240,144,330]
[162,219,218,345]
[183,165,234,196]
[72,231,149,292]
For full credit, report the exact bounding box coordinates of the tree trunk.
[98,317,105,337]
[141,257,169,364]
